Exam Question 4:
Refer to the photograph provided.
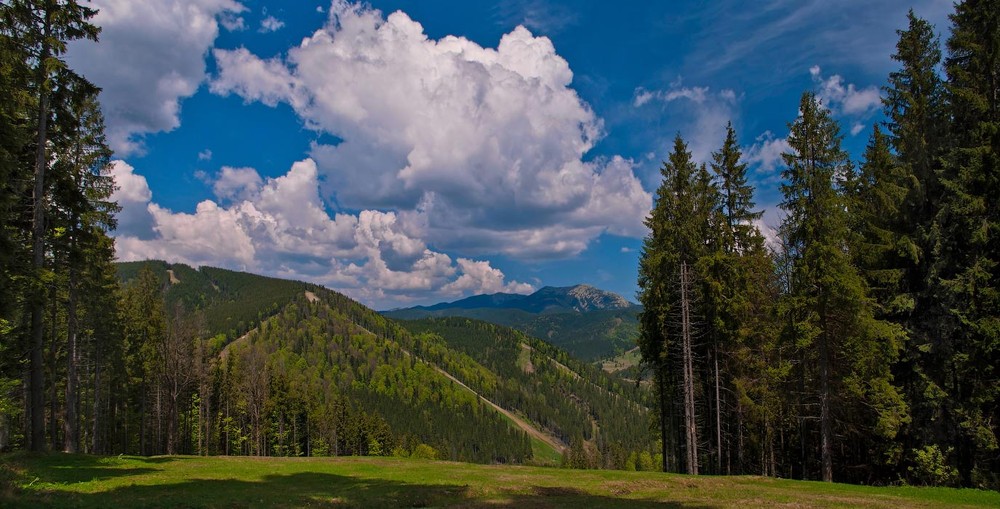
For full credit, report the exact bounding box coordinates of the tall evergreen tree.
[638,135,716,474]
[0,0,100,451]
[780,92,906,482]
[927,0,1000,486]
[703,123,781,475]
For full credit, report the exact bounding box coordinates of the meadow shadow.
[6,461,720,508]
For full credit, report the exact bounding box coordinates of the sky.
[65,0,954,310]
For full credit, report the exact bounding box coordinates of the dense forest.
[638,5,998,488]
[0,0,997,492]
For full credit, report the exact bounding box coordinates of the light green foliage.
[910,445,960,487]
[637,451,655,472]
[411,443,439,460]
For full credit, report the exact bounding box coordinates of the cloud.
[259,14,285,33]
[679,0,952,83]
[66,0,246,156]
[441,259,535,296]
[632,83,738,163]
[743,130,792,175]
[198,149,213,161]
[210,1,650,259]
[108,160,155,238]
[112,158,534,308]
[809,65,881,118]
[212,166,263,202]
[753,217,782,252]
[219,11,246,31]
[633,85,709,107]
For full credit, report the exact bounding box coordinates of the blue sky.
[65,0,953,309]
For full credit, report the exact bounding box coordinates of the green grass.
[2,453,997,508]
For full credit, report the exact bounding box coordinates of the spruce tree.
[780,92,906,482]
[928,0,1000,486]
[638,135,706,473]
[0,0,100,451]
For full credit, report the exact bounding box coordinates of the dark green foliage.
[779,92,906,483]
[116,261,313,341]
[922,0,1000,486]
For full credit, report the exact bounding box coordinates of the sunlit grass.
[2,453,997,508]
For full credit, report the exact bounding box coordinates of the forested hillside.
[385,286,642,361]
[400,317,654,468]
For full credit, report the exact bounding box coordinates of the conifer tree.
[639,135,715,474]
[780,92,906,482]
[0,0,100,451]
[927,0,1000,485]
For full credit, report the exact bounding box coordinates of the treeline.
[401,317,654,468]
[638,5,998,488]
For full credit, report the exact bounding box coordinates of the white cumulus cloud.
[112,158,534,308]
[66,0,246,156]
[809,65,881,120]
[212,166,263,202]
[210,0,651,258]
[743,130,792,176]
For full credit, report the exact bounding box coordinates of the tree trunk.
[64,259,79,452]
[819,319,833,482]
[659,370,668,472]
[680,262,698,475]
[92,337,102,454]
[714,349,722,474]
[49,285,58,451]
[28,5,52,453]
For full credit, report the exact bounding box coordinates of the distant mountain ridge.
[384,284,640,361]
[412,284,635,314]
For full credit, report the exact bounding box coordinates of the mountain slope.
[384,285,641,360]
[409,284,633,314]
[399,317,652,464]
[114,262,652,466]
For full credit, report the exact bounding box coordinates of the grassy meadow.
[2,453,998,508]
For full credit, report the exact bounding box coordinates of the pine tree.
[1,0,100,451]
[927,0,1000,486]
[703,123,781,475]
[638,135,714,474]
[780,92,906,482]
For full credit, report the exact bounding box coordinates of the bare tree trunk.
[92,338,101,454]
[64,261,79,452]
[28,6,53,453]
[49,285,58,451]
[819,315,833,482]
[658,370,668,472]
[714,350,722,474]
[680,262,698,475]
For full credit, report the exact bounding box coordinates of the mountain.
[383,285,641,361]
[113,261,653,466]
[412,284,633,314]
